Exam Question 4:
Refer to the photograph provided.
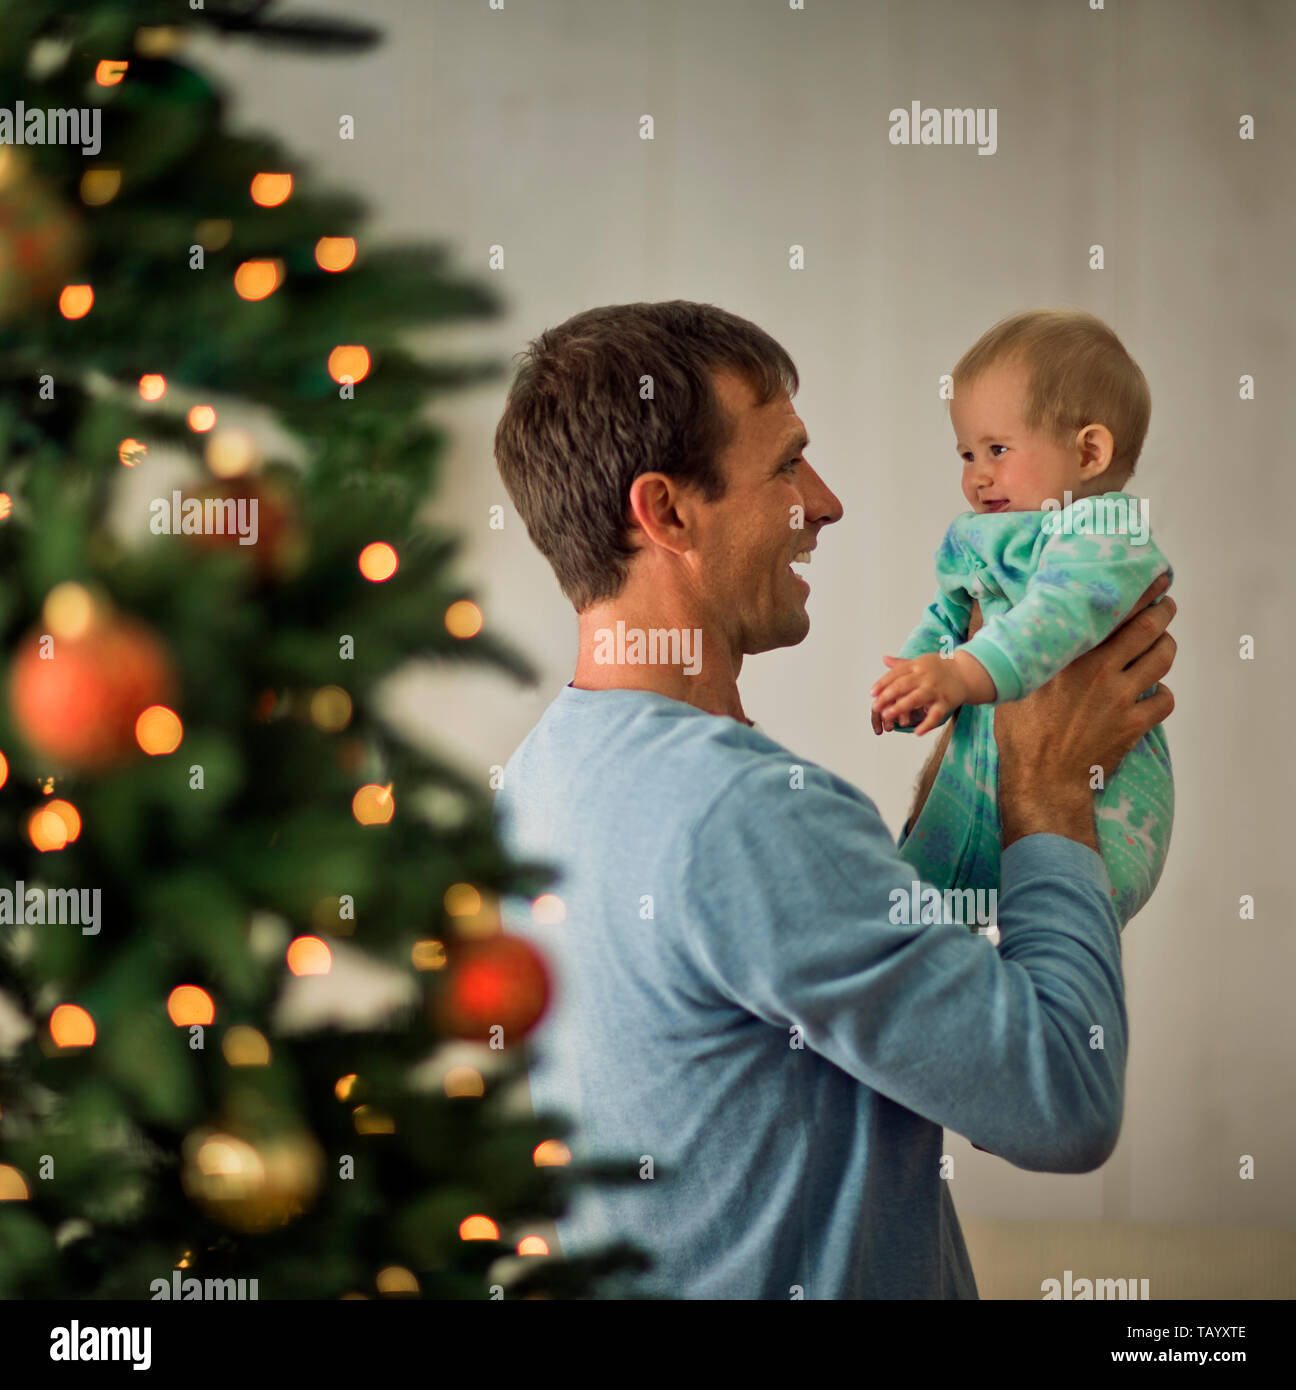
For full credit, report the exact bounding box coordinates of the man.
[491,301,1176,1299]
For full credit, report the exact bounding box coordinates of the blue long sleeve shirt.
[495,684,1127,1299]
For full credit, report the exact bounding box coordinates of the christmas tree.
[0,0,645,1299]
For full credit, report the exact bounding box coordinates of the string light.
[139,374,166,402]
[357,542,397,582]
[49,1004,95,1048]
[58,285,93,318]
[314,237,356,272]
[136,705,183,755]
[80,168,122,205]
[351,784,394,825]
[286,936,332,976]
[250,173,292,207]
[328,346,370,384]
[166,986,214,1026]
[444,600,482,638]
[234,260,281,301]
[94,60,128,86]
[444,883,481,917]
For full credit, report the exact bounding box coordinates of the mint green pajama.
[892,491,1174,928]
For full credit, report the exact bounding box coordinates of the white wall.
[204,0,1296,1247]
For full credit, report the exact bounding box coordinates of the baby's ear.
[1076,422,1116,477]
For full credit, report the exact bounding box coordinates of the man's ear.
[1075,423,1115,482]
[627,472,694,558]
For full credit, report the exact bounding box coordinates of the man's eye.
[783,456,803,471]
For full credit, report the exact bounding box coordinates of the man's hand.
[996,576,1176,853]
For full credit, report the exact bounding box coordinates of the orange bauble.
[9,614,177,769]
[434,934,550,1043]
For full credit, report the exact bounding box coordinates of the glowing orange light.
[95,60,129,86]
[118,438,147,467]
[531,893,566,925]
[139,374,166,401]
[314,237,357,272]
[250,173,293,207]
[459,1215,499,1241]
[517,1235,550,1256]
[233,259,281,301]
[58,285,94,319]
[444,883,481,917]
[375,1267,419,1295]
[444,600,482,639]
[327,346,370,384]
[443,1066,485,1098]
[80,168,122,206]
[187,405,216,433]
[335,1074,358,1101]
[351,783,395,825]
[135,705,183,755]
[357,542,397,583]
[29,806,70,852]
[287,936,332,976]
[50,1004,95,1048]
[0,751,7,789]
[167,985,215,1026]
[0,494,10,519]
[0,1165,30,1200]
[222,1026,270,1067]
[411,939,445,971]
[532,1139,572,1167]
[353,1105,395,1135]
[45,799,81,842]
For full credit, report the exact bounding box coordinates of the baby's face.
[950,360,1087,513]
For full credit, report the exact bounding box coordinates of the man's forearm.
[999,770,1100,854]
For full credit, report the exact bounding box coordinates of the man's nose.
[802,462,844,525]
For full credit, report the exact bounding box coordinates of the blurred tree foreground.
[0,0,644,1299]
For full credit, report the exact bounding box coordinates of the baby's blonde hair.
[952,308,1151,484]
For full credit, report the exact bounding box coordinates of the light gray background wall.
[200,0,1295,1277]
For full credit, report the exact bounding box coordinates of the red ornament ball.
[435,933,550,1043]
[9,613,177,770]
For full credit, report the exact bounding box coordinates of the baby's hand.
[870,651,994,736]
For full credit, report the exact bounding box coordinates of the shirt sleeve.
[961,528,1172,703]
[680,758,1127,1172]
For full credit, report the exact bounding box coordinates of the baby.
[872,308,1174,927]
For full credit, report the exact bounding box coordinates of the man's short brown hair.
[494,301,799,611]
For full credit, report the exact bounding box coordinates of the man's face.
[951,360,1084,513]
[690,369,843,655]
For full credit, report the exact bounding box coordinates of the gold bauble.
[181,1126,324,1234]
